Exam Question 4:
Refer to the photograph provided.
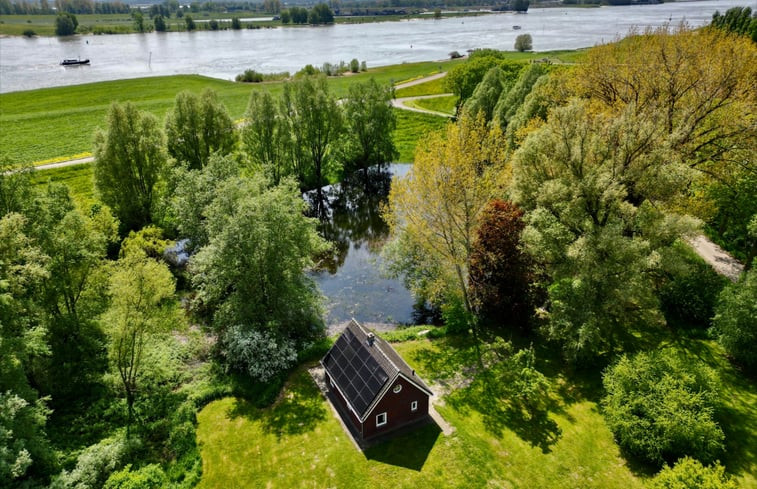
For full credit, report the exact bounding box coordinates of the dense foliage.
[602,350,724,467]
[713,268,757,370]
[650,457,737,489]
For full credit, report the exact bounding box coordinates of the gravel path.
[394,71,447,90]
[686,235,745,282]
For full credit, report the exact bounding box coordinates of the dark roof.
[322,319,432,420]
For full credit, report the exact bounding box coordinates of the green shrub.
[650,457,737,489]
[713,268,757,369]
[103,464,167,489]
[602,349,724,467]
[236,69,264,83]
[22,29,35,37]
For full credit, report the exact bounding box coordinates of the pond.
[306,163,426,326]
[0,0,744,93]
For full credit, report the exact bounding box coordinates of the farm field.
[196,334,757,489]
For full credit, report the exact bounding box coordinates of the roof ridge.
[351,318,400,375]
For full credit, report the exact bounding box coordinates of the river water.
[0,0,747,93]
[306,164,423,325]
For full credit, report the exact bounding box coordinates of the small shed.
[321,319,433,441]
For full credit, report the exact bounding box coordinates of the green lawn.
[394,77,449,98]
[196,334,757,489]
[1,60,462,168]
[392,110,450,163]
[29,163,95,205]
[406,95,457,116]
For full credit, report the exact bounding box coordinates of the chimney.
[367,333,375,346]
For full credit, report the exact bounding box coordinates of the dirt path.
[33,156,95,171]
[686,235,745,282]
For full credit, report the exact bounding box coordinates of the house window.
[393,384,402,394]
[376,412,387,427]
[411,401,418,412]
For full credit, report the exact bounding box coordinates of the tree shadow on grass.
[669,337,757,480]
[364,422,441,471]
[447,375,562,454]
[226,369,327,438]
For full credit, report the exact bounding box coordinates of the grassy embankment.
[195,328,757,489]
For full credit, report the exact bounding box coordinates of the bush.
[103,464,167,489]
[350,58,360,73]
[55,13,78,36]
[602,349,724,467]
[236,69,264,82]
[650,457,737,489]
[514,33,532,52]
[22,29,35,37]
[713,268,757,369]
[51,435,135,489]
[223,326,298,382]
[449,50,463,59]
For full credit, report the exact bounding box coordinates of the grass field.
[407,95,457,116]
[395,77,449,98]
[392,110,450,162]
[1,59,463,168]
[195,333,756,489]
[0,11,492,37]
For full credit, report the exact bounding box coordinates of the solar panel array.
[324,327,390,416]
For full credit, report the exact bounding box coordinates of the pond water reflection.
[306,163,422,325]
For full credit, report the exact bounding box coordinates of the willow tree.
[385,114,507,314]
[94,102,167,232]
[513,100,698,360]
[165,88,237,170]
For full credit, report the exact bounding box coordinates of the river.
[0,0,748,94]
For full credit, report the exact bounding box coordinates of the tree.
[102,252,175,437]
[242,91,289,184]
[0,392,52,483]
[191,174,326,331]
[514,33,532,52]
[132,10,145,32]
[464,66,513,122]
[282,76,343,189]
[650,458,737,489]
[184,14,195,31]
[513,100,697,359]
[230,16,241,29]
[493,62,547,131]
[167,154,240,251]
[574,26,757,254]
[349,58,360,73]
[340,79,397,175]
[602,349,724,467]
[512,0,529,12]
[153,14,166,31]
[54,12,77,35]
[385,114,506,314]
[94,102,167,232]
[308,3,333,24]
[445,56,523,113]
[165,88,236,170]
[713,268,757,369]
[469,200,536,328]
[711,7,757,43]
[280,10,290,23]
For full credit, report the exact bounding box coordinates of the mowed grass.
[29,164,95,205]
[1,59,462,168]
[407,95,457,116]
[394,77,448,98]
[392,110,450,162]
[195,337,642,489]
[196,334,757,489]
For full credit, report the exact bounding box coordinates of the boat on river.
[61,58,90,66]
[513,25,521,30]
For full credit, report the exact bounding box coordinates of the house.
[321,319,433,441]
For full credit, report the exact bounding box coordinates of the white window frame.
[411,401,418,412]
[376,412,387,427]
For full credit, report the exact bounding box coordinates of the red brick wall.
[363,376,429,439]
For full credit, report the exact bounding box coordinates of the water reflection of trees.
[305,166,393,274]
